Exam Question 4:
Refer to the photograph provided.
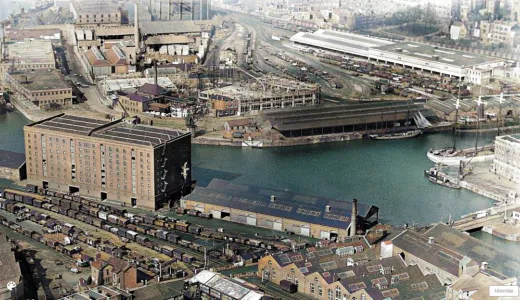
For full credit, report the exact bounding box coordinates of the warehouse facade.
[493,134,520,183]
[24,114,192,210]
[181,179,379,239]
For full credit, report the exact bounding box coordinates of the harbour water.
[1,111,517,250]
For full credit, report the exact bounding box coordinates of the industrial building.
[198,77,320,116]
[70,0,122,26]
[181,179,379,239]
[493,134,520,183]
[5,69,73,108]
[0,150,26,182]
[186,270,264,300]
[148,0,210,21]
[290,30,505,84]
[391,223,520,284]
[0,40,56,82]
[24,114,193,210]
[101,77,175,94]
[83,46,130,78]
[258,245,445,300]
[263,101,435,138]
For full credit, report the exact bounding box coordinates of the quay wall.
[193,133,365,147]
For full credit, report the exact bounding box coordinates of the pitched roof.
[107,256,131,274]
[121,92,152,103]
[183,179,378,230]
[0,149,25,169]
[105,46,127,66]
[137,83,168,96]
[84,47,110,67]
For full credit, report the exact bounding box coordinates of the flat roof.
[373,42,501,67]
[290,29,394,55]
[72,0,120,14]
[9,69,70,91]
[183,179,378,229]
[499,134,520,144]
[1,40,55,65]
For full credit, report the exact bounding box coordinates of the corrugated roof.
[140,20,204,35]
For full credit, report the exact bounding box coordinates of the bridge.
[452,214,504,231]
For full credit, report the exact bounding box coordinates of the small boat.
[427,176,461,189]
[370,129,422,140]
[424,168,461,189]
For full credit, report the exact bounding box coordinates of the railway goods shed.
[180,179,379,239]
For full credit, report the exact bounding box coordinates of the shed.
[0,149,27,181]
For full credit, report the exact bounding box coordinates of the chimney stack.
[350,199,358,237]
[154,59,158,86]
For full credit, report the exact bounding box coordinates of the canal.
[1,110,518,252]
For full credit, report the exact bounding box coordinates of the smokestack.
[350,199,358,237]
[154,59,158,86]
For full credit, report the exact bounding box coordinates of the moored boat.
[370,129,422,140]
[424,167,461,189]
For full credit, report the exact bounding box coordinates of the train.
[0,186,277,261]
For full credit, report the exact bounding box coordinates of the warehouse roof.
[0,150,25,169]
[372,42,501,67]
[144,35,193,45]
[264,101,434,132]
[140,21,204,35]
[8,69,71,91]
[1,40,55,65]
[29,114,189,146]
[290,29,394,56]
[425,98,477,114]
[184,179,378,229]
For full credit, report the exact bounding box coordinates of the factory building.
[24,114,193,210]
[290,30,505,84]
[5,69,73,109]
[264,101,435,138]
[148,0,210,21]
[70,0,122,26]
[181,179,379,239]
[198,77,320,116]
[0,40,56,82]
[493,134,520,183]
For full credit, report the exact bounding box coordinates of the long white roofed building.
[290,29,505,84]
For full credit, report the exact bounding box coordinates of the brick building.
[0,150,26,181]
[24,114,192,210]
[5,69,73,108]
[91,256,139,290]
[181,179,378,239]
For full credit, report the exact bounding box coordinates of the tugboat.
[424,167,461,189]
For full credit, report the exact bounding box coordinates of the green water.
[1,110,516,255]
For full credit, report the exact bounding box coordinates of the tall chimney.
[154,59,158,86]
[350,199,358,236]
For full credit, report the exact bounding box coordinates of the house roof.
[0,149,25,169]
[137,83,168,96]
[121,92,152,103]
[183,179,378,230]
[107,256,131,274]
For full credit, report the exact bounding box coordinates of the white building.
[493,134,520,183]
